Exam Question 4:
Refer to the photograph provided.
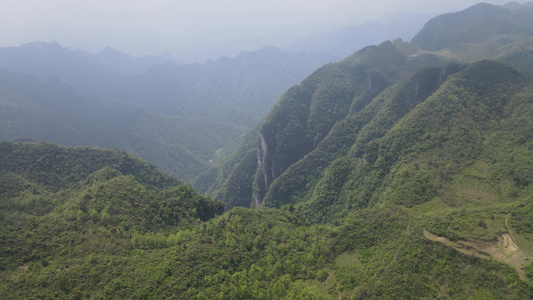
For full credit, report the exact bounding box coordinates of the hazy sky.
[0,0,522,55]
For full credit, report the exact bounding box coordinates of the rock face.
[257,133,270,189]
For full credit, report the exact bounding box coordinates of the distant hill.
[0,141,183,192]
[0,41,173,78]
[0,141,223,272]
[411,2,533,53]
[114,46,334,121]
[0,141,224,228]
[0,42,333,122]
[95,47,175,75]
[0,69,243,182]
[286,12,432,58]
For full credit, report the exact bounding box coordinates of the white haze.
[0,0,525,59]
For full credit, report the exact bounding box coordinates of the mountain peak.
[411,3,516,51]
[97,46,130,57]
[20,40,64,51]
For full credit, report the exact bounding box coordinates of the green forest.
[1,141,532,298]
[1,2,533,299]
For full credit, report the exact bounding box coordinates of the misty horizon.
[1,0,524,62]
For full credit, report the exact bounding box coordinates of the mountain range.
[0,42,333,182]
[1,2,533,299]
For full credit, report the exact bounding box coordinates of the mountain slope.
[233,56,529,212]
[301,60,531,222]
[241,40,443,207]
[220,59,532,222]
[262,62,466,211]
[1,151,530,298]
[211,2,533,212]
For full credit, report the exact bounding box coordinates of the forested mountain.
[210,2,533,210]
[2,2,533,299]
[0,142,227,298]
[201,39,443,207]
[2,138,532,299]
[191,3,533,296]
[411,2,533,52]
[2,134,533,298]
[411,1,533,71]
[0,43,332,182]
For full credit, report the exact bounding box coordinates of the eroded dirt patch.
[423,230,531,280]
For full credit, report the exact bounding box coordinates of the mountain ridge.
[209,2,533,212]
